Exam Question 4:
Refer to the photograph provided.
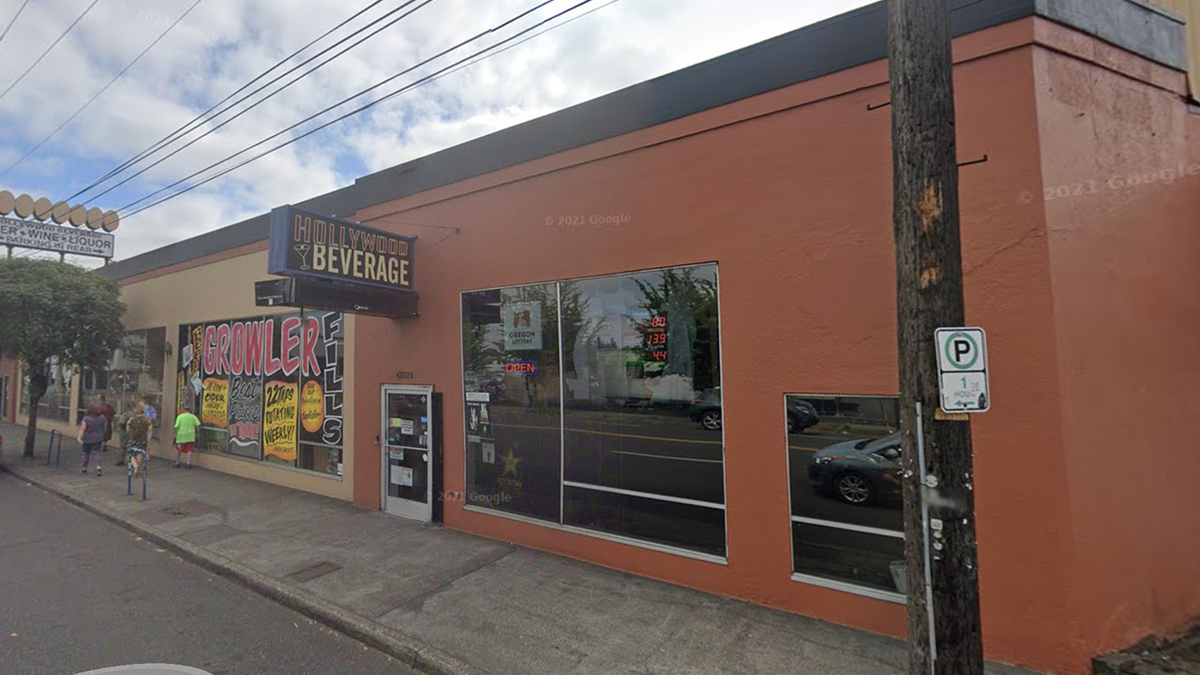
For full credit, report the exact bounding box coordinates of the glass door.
[381,384,434,522]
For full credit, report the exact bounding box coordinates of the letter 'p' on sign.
[935,327,990,413]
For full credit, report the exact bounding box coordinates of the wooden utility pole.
[887,1,984,674]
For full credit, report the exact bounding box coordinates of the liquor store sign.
[267,205,415,292]
[0,216,115,258]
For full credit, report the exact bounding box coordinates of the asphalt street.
[0,472,417,675]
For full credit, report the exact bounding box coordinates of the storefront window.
[562,267,724,556]
[79,328,167,432]
[177,311,345,476]
[21,357,73,423]
[786,394,904,596]
[462,283,562,522]
[462,264,726,557]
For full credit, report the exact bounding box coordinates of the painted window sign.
[267,205,416,292]
[177,310,344,473]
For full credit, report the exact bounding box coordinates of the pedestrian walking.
[77,403,107,476]
[173,405,201,469]
[99,395,116,453]
[125,403,153,477]
[115,401,136,466]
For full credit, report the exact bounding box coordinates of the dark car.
[687,388,820,433]
[807,431,902,506]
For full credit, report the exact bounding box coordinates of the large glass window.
[177,311,345,476]
[462,283,562,522]
[786,394,904,596]
[79,328,167,431]
[21,357,73,423]
[462,264,725,558]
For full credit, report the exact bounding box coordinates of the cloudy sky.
[0,0,875,266]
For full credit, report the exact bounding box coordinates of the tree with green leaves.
[0,259,126,456]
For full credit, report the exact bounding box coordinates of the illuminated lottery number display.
[642,315,668,363]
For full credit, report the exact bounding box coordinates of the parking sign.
[935,327,989,413]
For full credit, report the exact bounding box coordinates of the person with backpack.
[125,403,154,478]
[77,403,107,476]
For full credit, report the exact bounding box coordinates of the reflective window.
[462,264,726,557]
[21,357,73,423]
[79,327,167,435]
[462,283,562,522]
[561,267,724,556]
[786,394,904,595]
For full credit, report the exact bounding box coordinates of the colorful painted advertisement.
[201,377,229,427]
[300,380,324,433]
[177,311,344,471]
[228,373,263,457]
[299,311,344,450]
[262,380,298,462]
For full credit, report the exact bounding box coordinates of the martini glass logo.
[293,243,312,270]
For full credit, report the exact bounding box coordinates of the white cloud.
[0,0,876,261]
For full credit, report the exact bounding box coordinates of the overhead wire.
[121,0,598,219]
[0,0,208,180]
[0,0,104,104]
[67,0,399,200]
[82,0,436,203]
[0,0,31,45]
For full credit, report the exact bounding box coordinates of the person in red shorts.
[173,404,201,469]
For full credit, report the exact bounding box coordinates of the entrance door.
[381,385,434,522]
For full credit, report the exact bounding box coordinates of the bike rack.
[44,430,62,466]
[127,453,148,502]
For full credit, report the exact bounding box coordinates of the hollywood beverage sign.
[267,205,415,292]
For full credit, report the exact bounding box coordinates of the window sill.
[790,572,906,605]
[462,504,728,565]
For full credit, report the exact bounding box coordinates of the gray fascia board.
[1035,0,1188,71]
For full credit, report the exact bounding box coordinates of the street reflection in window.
[786,394,905,595]
[461,264,726,557]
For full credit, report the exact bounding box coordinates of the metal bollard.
[45,430,58,465]
[54,433,62,467]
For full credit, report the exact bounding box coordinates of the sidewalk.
[0,422,1044,675]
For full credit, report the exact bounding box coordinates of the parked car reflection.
[807,432,902,506]
[688,387,820,432]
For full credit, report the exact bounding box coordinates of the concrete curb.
[1,459,491,675]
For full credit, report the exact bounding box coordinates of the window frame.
[782,392,907,604]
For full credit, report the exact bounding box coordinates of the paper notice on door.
[390,465,415,487]
[400,419,414,435]
[482,442,496,465]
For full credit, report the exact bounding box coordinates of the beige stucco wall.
[117,249,357,502]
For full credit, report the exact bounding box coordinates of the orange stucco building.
[10,1,1190,672]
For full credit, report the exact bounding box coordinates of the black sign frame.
[267,205,416,292]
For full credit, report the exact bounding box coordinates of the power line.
[0,0,32,45]
[0,0,104,104]
[0,0,208,180]
[67,0,394,201]
[121,0,594,218]
[83,0,436,203]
